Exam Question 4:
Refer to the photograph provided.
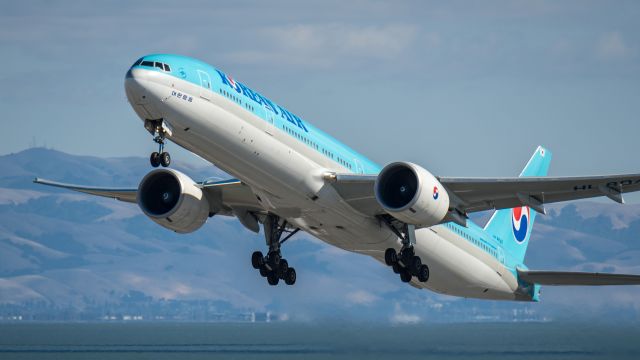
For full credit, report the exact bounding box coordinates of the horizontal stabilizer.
[518,269,640,286]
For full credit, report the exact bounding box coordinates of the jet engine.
[137,168,210,233]
[374,162,450,226]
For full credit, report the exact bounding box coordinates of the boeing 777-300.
[35,54,640,302]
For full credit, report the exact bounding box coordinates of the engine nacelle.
[374,162,450,226]
[137,168,210,233]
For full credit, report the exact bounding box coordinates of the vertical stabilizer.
[483,146,552,265]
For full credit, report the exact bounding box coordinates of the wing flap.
[324,174,383,216]
[200,179,263,215]
[519,270,640,286]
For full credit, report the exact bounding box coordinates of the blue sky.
[1,1,639,181]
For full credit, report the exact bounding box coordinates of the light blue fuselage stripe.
[133,54,511,269]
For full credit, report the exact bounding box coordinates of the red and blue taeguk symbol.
[432,186,439,200]
[512,206,530,243]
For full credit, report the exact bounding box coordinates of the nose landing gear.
[251,214,299,286]
[150,136,170,168]
[146,120,171,168]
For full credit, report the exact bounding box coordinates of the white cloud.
[390,302,421,324]
[224,23,418,68]
[346,290,379,305]
[596,32,631,60]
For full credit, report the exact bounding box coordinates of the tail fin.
[484,146,552,265]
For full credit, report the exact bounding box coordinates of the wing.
[518,270,640,286]
[33,177,263,216]
[439,174,640,213]
[324,173,640,217]
[34,178,138,203]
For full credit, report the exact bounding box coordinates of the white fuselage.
[125,67,521,301]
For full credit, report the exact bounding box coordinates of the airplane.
[34,54,640,302]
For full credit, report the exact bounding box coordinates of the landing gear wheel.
[160,152,171,167]
[259,266,269,277]
[417,264,429,282]
[150,152,160,167]
[267,273,279,286]
[392,263,402,274]
[252,214,301,286]
[284,268,296,285]
[400,270,412,283]
[251,251,264,269]
[384,248,398,266]
[410,256,422,273]
[279,259,289,276]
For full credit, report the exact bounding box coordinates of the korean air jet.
[34,54,640,301]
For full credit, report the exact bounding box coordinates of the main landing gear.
[251,214,299,286]
[381,219,429,283]
[147,120,171,168]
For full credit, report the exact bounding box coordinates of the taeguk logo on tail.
[512,206,530,243]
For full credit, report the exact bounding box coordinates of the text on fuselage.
[214,69,309,133]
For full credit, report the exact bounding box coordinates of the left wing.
[34,178,138,203]
[325,173,640,217]
[518,269,640,286]
[438,174,640,213]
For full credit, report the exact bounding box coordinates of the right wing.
[33,177,263,217]
[33,178,138,203]
[518,269,640,286]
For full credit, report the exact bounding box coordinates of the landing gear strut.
[251,214,299,286]
[146,120,171,168]
[380,218,429,283]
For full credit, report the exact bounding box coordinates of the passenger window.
[141,60,154,67]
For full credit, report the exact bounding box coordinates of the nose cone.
[124,67,150,105]
[125,67,163,120]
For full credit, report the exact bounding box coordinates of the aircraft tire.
[400,270,412,283]
[150,152,160,167]
[284,268,296,285]
[278,259,289,276]
[410,256,422,273]
[251,251,264,269]
[384,248,398,266]
[160,152,171,167]
[267,273,279,286]
[259,266,269,277]
[392,263,402,274]
[417,265,429,282]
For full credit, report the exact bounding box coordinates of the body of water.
[0,322,638,359]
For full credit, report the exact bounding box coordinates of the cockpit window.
[133,58,143,66]
[138,60,171,72]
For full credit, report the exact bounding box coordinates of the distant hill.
[1,148,639,322]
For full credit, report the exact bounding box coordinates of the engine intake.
[374,162,450,226]
[138,168,210,233]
